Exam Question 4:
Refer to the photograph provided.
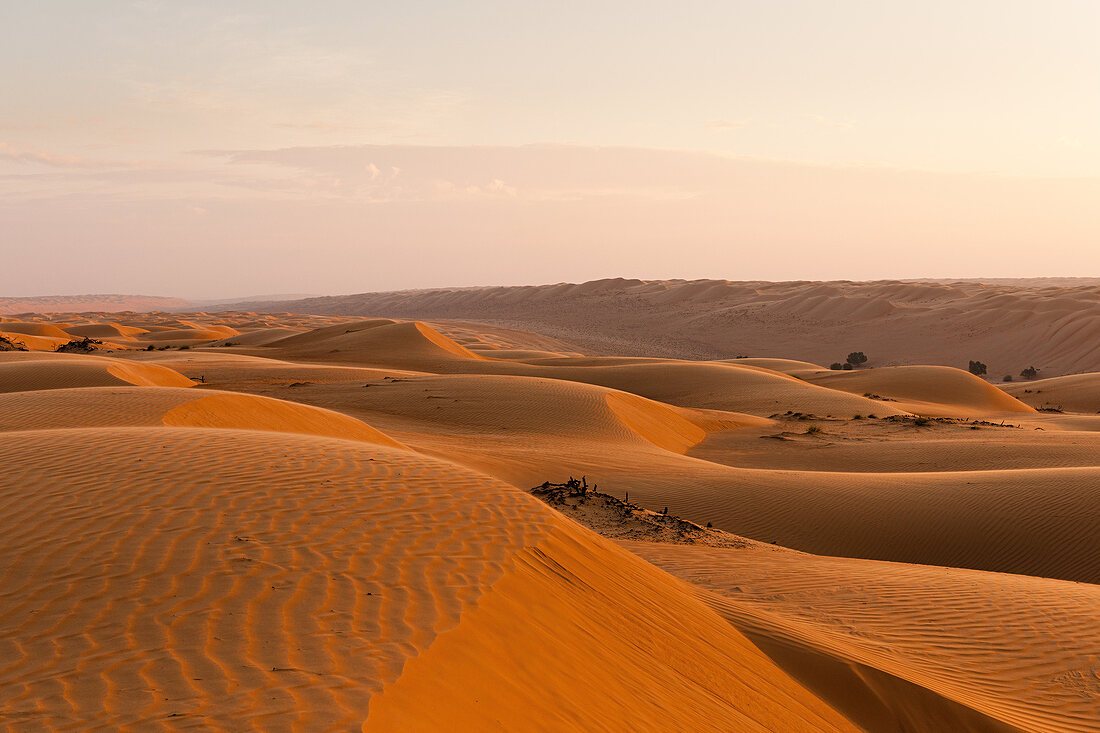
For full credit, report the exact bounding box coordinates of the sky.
[1,1,1098,298]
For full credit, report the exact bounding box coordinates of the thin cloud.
[0,142,113,169]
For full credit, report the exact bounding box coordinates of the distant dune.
[0,294,193,314]
[237,278,1100,376]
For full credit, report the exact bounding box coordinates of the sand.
[234,278,1100,376]
[2,302,1099,731]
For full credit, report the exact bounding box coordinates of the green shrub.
[846,351,868,367]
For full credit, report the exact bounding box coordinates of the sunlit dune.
[2,304,1098,731]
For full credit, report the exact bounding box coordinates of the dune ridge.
[236,278,1100,376]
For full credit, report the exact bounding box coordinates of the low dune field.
[2,307,1098,731]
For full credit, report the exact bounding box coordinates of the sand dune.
[215,365,1100,583]
[0,321,73,338]
[0,386,403,447]
[629,541,1100,733]
[0,330,71,351]
[267,319,487,368]
[1003,372,1100,413]
[804,365,1036,416]
[4,303,1099,731]
[239,278,1100,376]
[0,425,856,731]
[133,325,239,343]
[254,323,910,417]
[0,353,194,392]
[63,322,149,340]
[0,294,192,314]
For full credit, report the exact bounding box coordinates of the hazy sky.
[2,1,1098,297]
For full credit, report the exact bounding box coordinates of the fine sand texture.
[2,304,1099,731]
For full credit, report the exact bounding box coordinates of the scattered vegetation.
[968,360,987,377]
[529,477,746,547]
[913,416,932,427]
[0,335,28,352]
[846,351,868,368]
[55,337,102,353]
[1020,366,1039,380]
[178,345,191,350]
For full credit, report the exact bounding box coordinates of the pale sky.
[1,1,1098,298]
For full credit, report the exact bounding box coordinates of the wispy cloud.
[0,142,113,169]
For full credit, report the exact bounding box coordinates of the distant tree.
[1003,375,1013,382]
[1020,366,1039,380]
[967,360,987,377]
[829,362,843,370]
[842,362,853,370]
[846,351,868,368]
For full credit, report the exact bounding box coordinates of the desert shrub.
[853,414,863,420]
[913,416,932,426]
[144,344,155,351]
[55,337,102,353]
[830,362,843,370]
[846,351,868,367]
[1020,366,1038,380]
[0,335,28,352]
[178,345,190,350]
[805,424,823,435]
[968,360,987,377]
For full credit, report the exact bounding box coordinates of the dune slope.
[0,409,855,730]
